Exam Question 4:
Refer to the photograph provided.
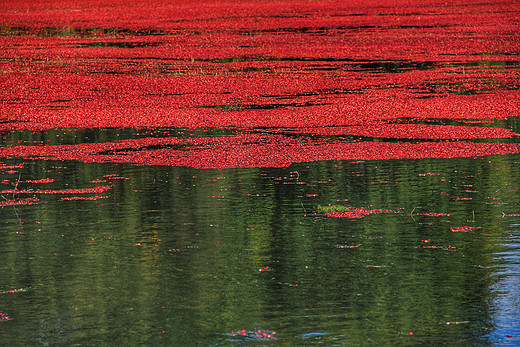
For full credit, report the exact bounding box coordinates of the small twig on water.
[13,172,23,225]
[12,205,22,225]
[9,172,21,200]
[2,173,21,203]
[0,172,24,225]
[410,206,417,220]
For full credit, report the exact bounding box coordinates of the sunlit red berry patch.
[1,133,520,169]
[0,0,519,168]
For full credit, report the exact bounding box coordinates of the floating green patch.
[317,204,352,213]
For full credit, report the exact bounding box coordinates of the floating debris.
[0,287,29,295]
[226,328,277,340]
[325,207,391,219]
[0,197,39,207]
[61,196,108,201]
[502,212,520,217]
[336,243,359,249]
[1,185,111,195]
[446,321,469,325]
[416,213,451,217]
[318,204,352,213]
[418,244,457,250]
[23,178,55,184]
[450,226,481,232]
[418,239,456,250]
[103,174,129,180]
[0,165,24,170]
[280,282,300,287]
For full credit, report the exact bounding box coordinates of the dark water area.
[1,153,519,345]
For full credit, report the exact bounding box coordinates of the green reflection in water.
[0,154,519,345]
[0,127,243,147]
[1,117,519,149]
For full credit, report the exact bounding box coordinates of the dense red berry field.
[1,0,519,168]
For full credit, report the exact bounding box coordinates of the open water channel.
[1,147,519,345]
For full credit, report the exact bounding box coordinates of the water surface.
[1,154,519,345]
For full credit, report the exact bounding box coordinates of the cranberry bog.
[1,0,520,167]
[1,0,519,345]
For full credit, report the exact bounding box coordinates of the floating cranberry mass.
[325,207,391,219]
[0,0,519,168]
[226,328,276,340]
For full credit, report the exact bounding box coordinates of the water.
[1,0,519,344]
[1,154,519,345]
